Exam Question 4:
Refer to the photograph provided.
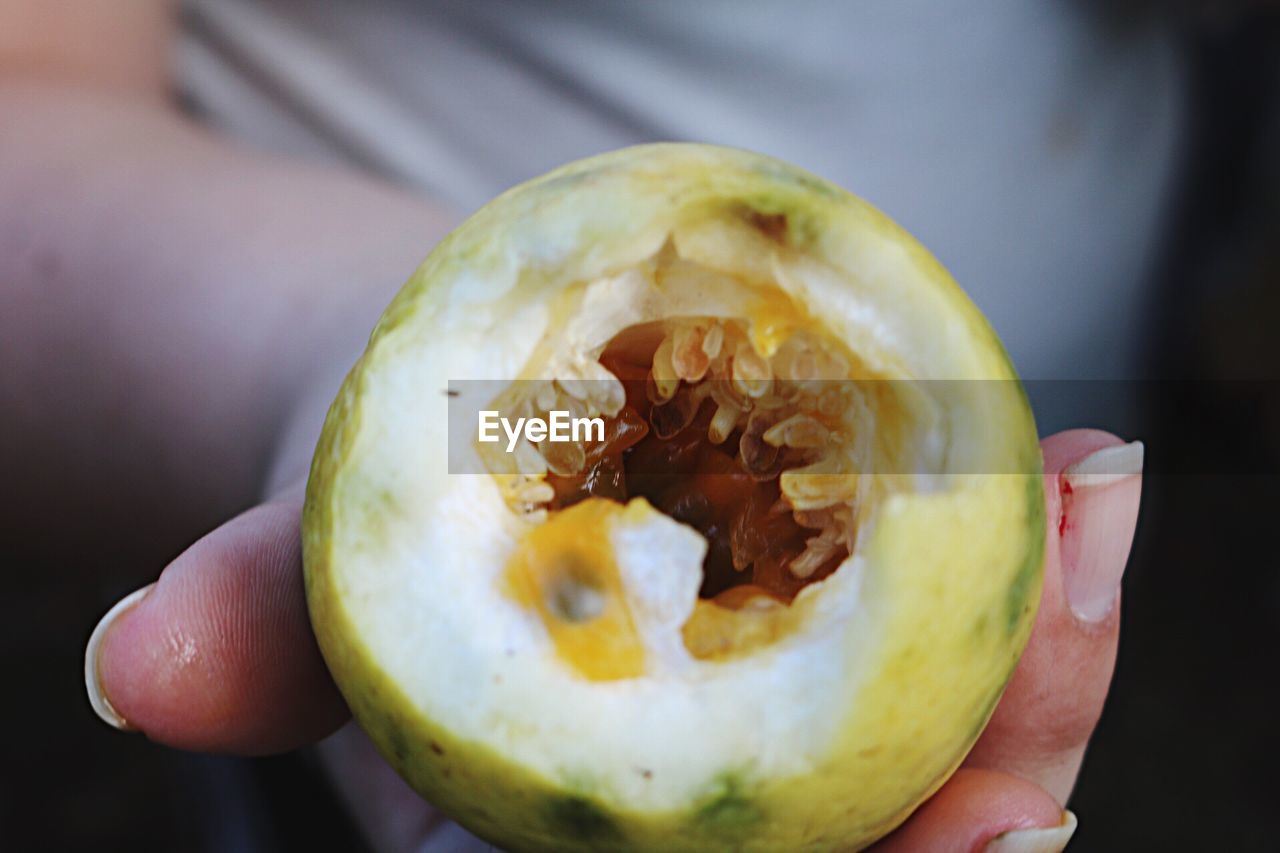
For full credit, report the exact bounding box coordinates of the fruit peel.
[303,143,1045,851]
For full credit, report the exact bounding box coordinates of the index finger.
[963,429,1143,801]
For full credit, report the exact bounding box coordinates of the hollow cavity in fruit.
[479,238,889,670]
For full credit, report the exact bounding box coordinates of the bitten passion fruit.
[303,144,1045,851]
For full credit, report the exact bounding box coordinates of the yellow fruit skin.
[304,143,1045,851]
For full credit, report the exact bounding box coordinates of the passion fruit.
[303,143,1045,851]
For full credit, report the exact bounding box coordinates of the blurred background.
[3,1,1279,850]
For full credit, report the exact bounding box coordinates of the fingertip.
[91,498,348,754]
[872,769,1070,853]
[85,582,154,731]
[1040,429,1126,478]
[1039,429,1140,626]
[986,810,1077,853]
[1057,441,1142,625]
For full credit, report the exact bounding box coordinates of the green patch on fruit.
[753,161,840,201]
[692,772,762,834]
[384,721,411,765]
[1005,472,1046,636]
[544,794,621,842]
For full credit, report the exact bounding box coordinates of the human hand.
[85,416,1141,851]
[871,430,1141,852]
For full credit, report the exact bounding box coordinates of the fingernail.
[85,583,153,731]
[1060,441,1143,622]
[985,810,1078,852]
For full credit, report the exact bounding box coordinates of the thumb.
[84,485,348,754]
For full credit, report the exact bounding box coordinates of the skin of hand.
[2,2,1141,850]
